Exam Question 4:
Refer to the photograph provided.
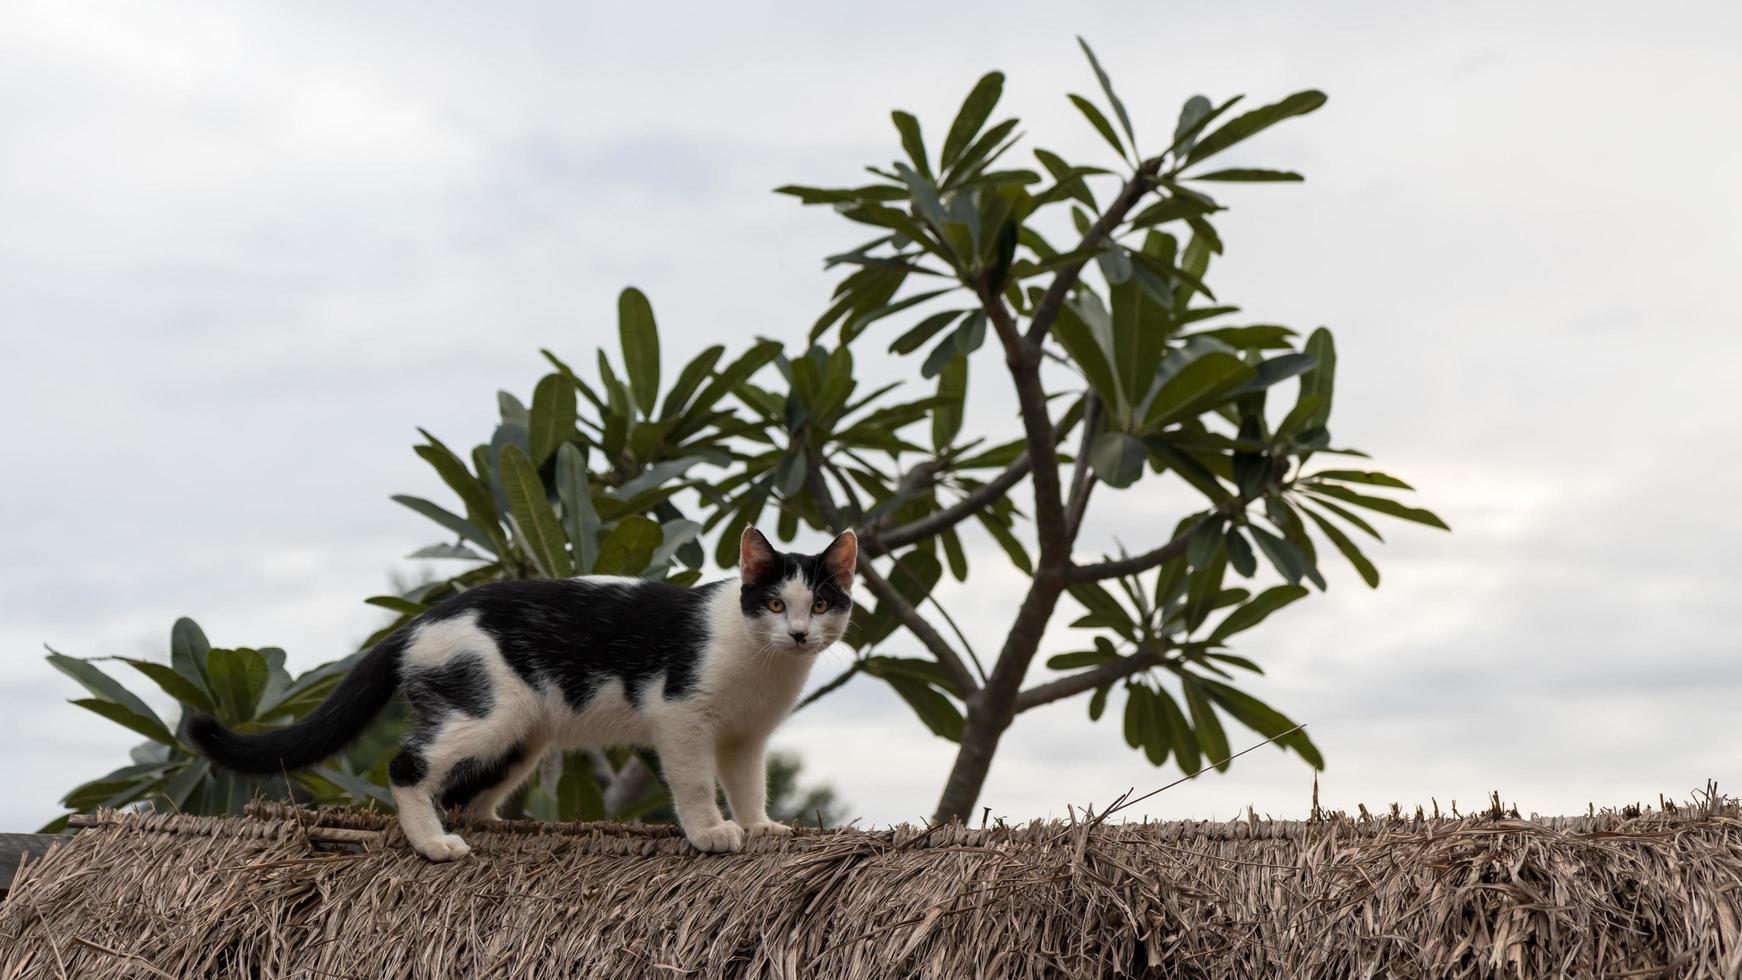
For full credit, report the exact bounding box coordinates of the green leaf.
[1088,684,1110,721]
[1047,649,1117,670]
[941,72,1005,170]
[170,617,213,703]
[594,515,663,577]
[890,309,966,355]
[1248,525,1307,585]
[207,647,268,722]
[70,698,177,746]
[414,429,508,555]
[891,110,931,177]
[1186,90,1328,164]
[1306,484,1451,531]
[554,443,601,574]
[1200,679,1321,768]
[679,339,784,438]
[500,444,575,578]
[1067,94,1126,161]
[390,495,497,556]
[1300,504,1380,588]
[308,765,395,807]
[121,659,215,714]
[977,511,1032,575]
[1182,677,1231,772]
[559,753,606,820]
[48,654,166,732]
[618,287,661,418]
[162,759,212,808]
[1076,37,1135,155]
[1294,327,1336,433]
[528,372,578,466]
[1171,95,1213,158]
[1054,295,1123,417]
[1151,686,1197,772]
[1307,470,1414,491]
[933,350,968,450]
[1088,432,1147,489]
[661,345,725,420]
[1122,686,1144,749]
[1140,352,1255,432]
[1208,585,1309,644]
[1190,168,1304,182]
[881,675,963,741]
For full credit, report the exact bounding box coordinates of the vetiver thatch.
[2,796,1738,979]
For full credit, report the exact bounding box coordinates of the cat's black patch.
[404,653,494,718]
[418,578,725,711]
[389,748,427,787]
[739,550,854,620]
[439,742,528,809]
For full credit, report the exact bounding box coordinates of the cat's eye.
[766,598,785,613]
[811,598,829,614]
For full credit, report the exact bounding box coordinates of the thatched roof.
[2,797,1738,978]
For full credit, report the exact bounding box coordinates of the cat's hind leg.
[388,746,471,862]
[457,739,549,823]
[388,709,535,860]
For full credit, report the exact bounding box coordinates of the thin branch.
[1067,514,1206,583]
[793,659,863,713]
[855,557,978,695]
[926,594,988,685]
[1067,487,1260,582]
[1025,156,1170,350]
[868,454,1031,555]
[982,292,1069,569]
[1014,645,1163,713]
[1064,394,1100,541]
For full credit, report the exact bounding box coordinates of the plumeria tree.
[749,39,1447,819]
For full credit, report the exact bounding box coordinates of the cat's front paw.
[746,819,792,837]
[685,820,745,853]
[412,832,472,862]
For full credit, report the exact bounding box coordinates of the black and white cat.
[190,527,855,861]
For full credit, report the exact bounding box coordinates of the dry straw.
[1,790,1738,979]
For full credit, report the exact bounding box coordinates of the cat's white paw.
[685,820,745,853]
[413,832,472,862]
[746,819,792,837]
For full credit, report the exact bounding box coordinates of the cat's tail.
[187,629,409,774]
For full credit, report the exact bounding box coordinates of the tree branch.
[1064,394,1100,541]
[855,558,978,695]
[867,454,1032,556]
[1067,487,1264,583]
[1024,157,1169,350]
[1067,513,1210,583]
[793,659,863,713]
[982,293,1069,569]
[1014,646,1164,713]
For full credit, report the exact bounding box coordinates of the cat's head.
[738,527,856,656]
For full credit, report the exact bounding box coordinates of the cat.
[189,527,855,861]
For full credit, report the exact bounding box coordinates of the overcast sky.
[2,1,1738,832]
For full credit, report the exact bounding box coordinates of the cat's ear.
[740,526,778,584]
[820,530,858,586]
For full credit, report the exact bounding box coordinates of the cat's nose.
[789,630,808,644]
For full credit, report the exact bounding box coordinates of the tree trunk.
[932,700,1007,822]
[932,571,1068,822]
